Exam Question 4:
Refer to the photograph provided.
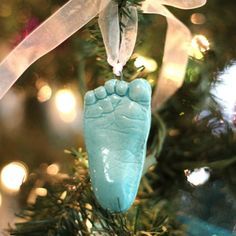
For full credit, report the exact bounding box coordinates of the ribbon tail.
[99,3,138,76]
[141,1,192,111]
[0,0,110,99]
[159,0,207,9]
[118,6,138,67]
[98,1,120,68]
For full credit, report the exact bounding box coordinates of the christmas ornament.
[0,0,207,213]
[0,0,206,110]
[84,78,151,212]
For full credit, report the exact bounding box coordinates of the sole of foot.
[84,78,151,212]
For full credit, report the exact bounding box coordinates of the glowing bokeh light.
[37,84,52,102]
[0,4,12,17]
[0,89,25,130]
[0,192,2,206]
[147,77,155,86]
[185,167,210,186]
[189,34,210,60]
[55,89,77,123]
[55,89,76,113]
[60,191,67,200]
[134,56,158,72]
[190,13,206,25]
[162,64,184,83]
[35,188,48,197]
[1,162,28,192]
[47,163,60,176]
[192,35,210,52]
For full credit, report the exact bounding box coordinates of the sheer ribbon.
[0,0,206,110]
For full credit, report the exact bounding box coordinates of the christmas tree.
[0,0,235,235]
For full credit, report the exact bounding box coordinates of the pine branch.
[9,148,185,236]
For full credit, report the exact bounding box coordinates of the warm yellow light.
[60,191,67,200]
[86,219,92,231]
[37,85,52,102]
[0,4,12,18]
[55,89,76,113]
[61,109,77,123]
[55,89,77,123]
[0,193,2,207]
[147,77,155,86]
[47,164,60,176]
[134,56,158,72]
[1,162,28,192]
[35,188,47,197]
[189,34,210,60]
[192,35,210,52]
[168,129,180,137]
[162,64,184,83]
[189,47,204,60]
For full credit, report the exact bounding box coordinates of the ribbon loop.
[98,1,120,67]
[141,0,194,110]
[0,0,110,99]
[0,0,207,108]
[99,2,138,76]
[118,5,138,67]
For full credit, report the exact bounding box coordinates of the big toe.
[128,78,151,104]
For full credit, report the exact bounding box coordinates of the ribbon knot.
[0,0,206,110]
[113,63,124,77]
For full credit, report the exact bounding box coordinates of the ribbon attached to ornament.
[0,0,206,110]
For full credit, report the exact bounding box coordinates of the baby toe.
[84,90,96,105]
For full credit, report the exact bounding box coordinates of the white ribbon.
[0,0,206,110]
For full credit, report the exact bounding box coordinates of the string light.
[1,162,28,193]
[60,191,67,200]
[192,34,210,52]
[134,55,158,72]
[185,167,210,186]
[37,84,52,102]
[189,34,210,59]
[35,188,47,197]
[47,163,60,176]
[85,204,93,231]
[162,64,185,83]
[55,88,77,123]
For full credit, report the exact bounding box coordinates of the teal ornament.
[83,78,151,212]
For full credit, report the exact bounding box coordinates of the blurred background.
[0,0,235,235]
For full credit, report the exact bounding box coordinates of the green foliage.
[9,149,185,236]
[1,0,236,235]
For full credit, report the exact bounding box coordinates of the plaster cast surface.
[84,78,151,212]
